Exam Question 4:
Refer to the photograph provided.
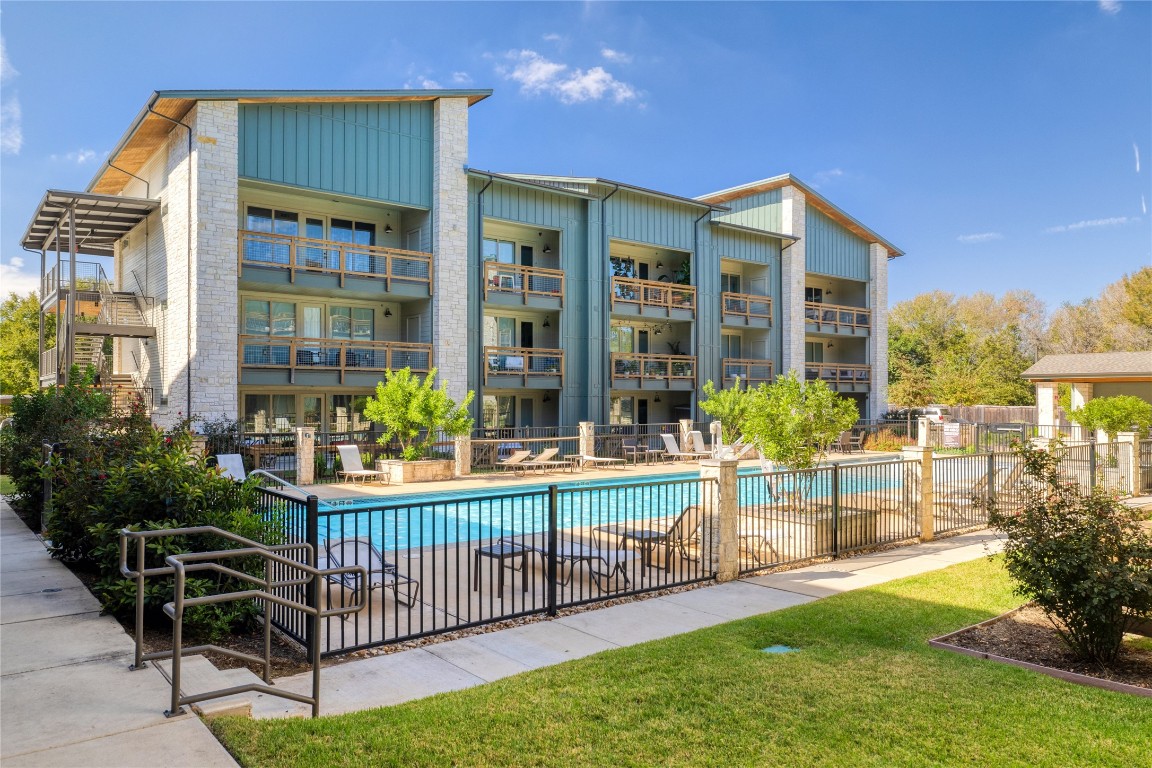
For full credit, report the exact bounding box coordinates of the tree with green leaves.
[1069,395,1152,442]
[363,368,475,461]
[742,370,859,472]
[697,378,752,445]
[0,292,54,397]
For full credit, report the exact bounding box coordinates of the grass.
[212,558,1152,767]
[0,474,14,496]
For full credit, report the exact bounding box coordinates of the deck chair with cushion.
[323,536,420,609]
[521,447,571,474]
[688,431,715,458]
[336,445,388,485]
[660,433,712,462]
[215,454,247,482]
[497,449,534,474]
[594,504,705,570]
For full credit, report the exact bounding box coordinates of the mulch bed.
[943,604,1152,690]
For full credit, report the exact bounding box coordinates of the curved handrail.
[247,469,338,510]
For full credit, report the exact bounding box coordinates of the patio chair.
[716,439,755,461]
[737,514,787,566]
[336,444,389,486]
[214,454,247,482]
[594,504,704,569]
[660,433,711,462]
[688,430,714,458]
[936,461,1028,521]
[521,447,571,474]
[502,535,638,588]
[323,536,420,608]
[497,449,534,474]
[847,432,865,453]
[621,438,645,464]
[832,431,853,453]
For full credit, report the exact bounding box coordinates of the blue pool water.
[312,464,901,552]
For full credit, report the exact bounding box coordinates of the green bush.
[363,367,474,461]
[1069,395,1152,442]
[986,443,1152,664]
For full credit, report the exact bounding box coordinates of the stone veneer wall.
[153,101,239,428]
[868,242,889,419]
[431,97,471,403]
[779,186,807,377]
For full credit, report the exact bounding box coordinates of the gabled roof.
[1021,351,1152,382]
[21,190,160,257]
[89,89,493,196]
[698,173,904,258]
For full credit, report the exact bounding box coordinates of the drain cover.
[761,645,798,654]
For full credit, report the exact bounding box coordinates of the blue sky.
[2,1,1149,312]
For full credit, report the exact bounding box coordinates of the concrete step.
[154,654,263,719]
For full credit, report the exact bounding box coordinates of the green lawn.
[212,558,1151,767]
[0,475,14,496]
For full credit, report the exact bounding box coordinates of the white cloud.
[811,168,844,188]
[1098,0,1121,14]
[1044,216,1134,233]
[405,76,442,90]
[601,47,632,64]
[1135,142,1141,173]
[0,258,39,296]
[957,232,1004,244]
[0,36,21,156]
[51,148,99,165]
[542,33,563,43]
[451,71,472,85]
[496,50,638,105]
[1141,195,1147,216]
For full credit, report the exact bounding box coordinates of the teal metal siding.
[805,208,869,280]
[239,103,434,208]
[711,227,782,264]
[713,189,783,232]
[607,190,696,250]
[479,181,585,227]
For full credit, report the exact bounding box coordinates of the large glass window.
[610,396,635,425]
[721,272,741,294]
[243,300,296,336]
[482,238,516,264]
[333,219,377,273]
[329,306,374,341]
[722,333,742,359]
[482,395,516,428]
[609,325,634,353]
[245,207,299,264]
[483,316,516,347]
[329,394,370,435]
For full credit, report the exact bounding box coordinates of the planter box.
[376,458,455,484]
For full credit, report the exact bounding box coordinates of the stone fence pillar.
[679,419,694,452]
[1116,432,1140,496]
[917,417,931,448]
[902,445,933,542]
[295,427,315,485]
[699,458,739,581]
[578,421,595,458]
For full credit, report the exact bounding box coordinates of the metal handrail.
[246,469,338,510]
[118,525,367,718]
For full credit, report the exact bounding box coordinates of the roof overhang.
[90,89,493,196]
[709,219,799,244]
[467,168,600,200]
[501,174,730,212]
[21,190,160,257]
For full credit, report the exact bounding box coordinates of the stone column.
[867,243,889,419]
[699,458,739,581]
[779,186,807,378]
[431,97,471,404]
[1116,432,1139,496]
[454,434,472,478]
[710,420,723,454]
[902,446,934,541]
[578,421,595,458]
[917,417,931,448]
[295,427,315,485]
[1035,382,1057,428]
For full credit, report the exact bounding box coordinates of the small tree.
[986,443,1152,664]
[1069,395,1152,442]
[742,370,858,471]
[698,378,751,445]
[363,367,475,461]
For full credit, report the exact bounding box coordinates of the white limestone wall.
[431,97,471,403]
[779,186,807,377]
[1035,382,1057,426]
[868,242,889,418]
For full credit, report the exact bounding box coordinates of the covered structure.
[1021,351,1152,426]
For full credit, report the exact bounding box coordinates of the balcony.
[484,263,565,310]
[611,277,695,319]
[238,230,432,297]
[722,358,775,389]
[611,353,696,390]
[804,302,871,336]
[239,335,431,386]
[484,346,564,388]
[804,363,872,392]
[721,292,772,328]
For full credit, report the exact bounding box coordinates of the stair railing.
[119,524,367,718]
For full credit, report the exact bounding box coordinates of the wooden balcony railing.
[804,301,871,332]
[484,263,565,304]
[238,230,432,292]
[484,346,564,385]
[804,363,872,387]
[239,335,432,374]
[612,277,696,315]
[722,292,772,323]
[611,353,696,383]
[722,358,775,388]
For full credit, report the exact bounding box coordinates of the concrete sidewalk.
[248,530,1003,719]
[0,501,238,768]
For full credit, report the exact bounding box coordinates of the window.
[805,287,824,303]
[721,273,741,294]
[610,396,635,425]
[482,395,516,428]
[330,394,370,434]
[722,333,742,359]
[609,325,634,353]
[482,238,516,264]
[245,207,299,264]
[805,341,824,363]
[329,307,374,341]
[483,316,516,347]
[243,301,296,336]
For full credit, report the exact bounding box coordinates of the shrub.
[986,443,1152,664]
[863,429,907,452]
[1069,395,1152,442]
[363,367,474,461]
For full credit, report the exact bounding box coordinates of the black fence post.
[305,494,319,657]
[547,485,558,617]
[986,451,997,507]
[830,464,840,559]
[1088,441,1097,494]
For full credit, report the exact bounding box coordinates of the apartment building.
[22,89,901,436]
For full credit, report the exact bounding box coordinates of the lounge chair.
[215,454,247,482]
[323,536,420,608]
[737,514,786,566]
[688,430,715,458]
[336,445,388,485]
[497,449,534,474]
[573,453,627,470]
[501,534,638,587]
[715,439,755,461]
[594,504,704,569]
[936,461,1027,519]
[521,447,571,474]
[660,433,711,462]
